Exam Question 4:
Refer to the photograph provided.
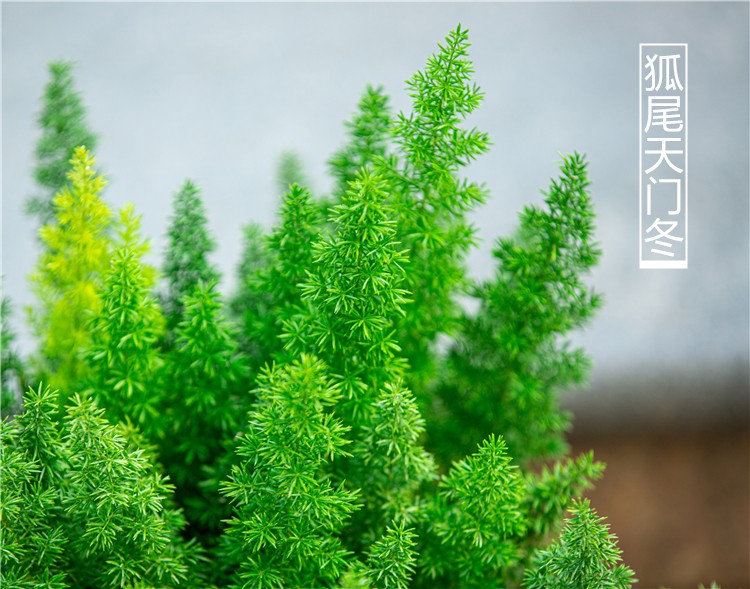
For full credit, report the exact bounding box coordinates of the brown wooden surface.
[570,425,749,589]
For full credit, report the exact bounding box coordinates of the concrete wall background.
[4,3,748,376]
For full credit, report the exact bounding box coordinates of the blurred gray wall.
[3,2,748,421]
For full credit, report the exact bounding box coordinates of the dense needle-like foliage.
[229,221,271,364]
[418,435,527,589]
[244,183,324,373]
[161,180,221,344]
[1,296,25,415]
[428,153,601,466]
[10,25,636,589]
[384,26,491,392]
[162,280,250,536]
[86,205,164,438]
[279,171,436,552]
[283,171,409,413]
[28,146,113,396]
[27,61,98,228]
[0,386,199,589]
[276,151,308,195]
[523,499,636,589]
[221,356,358,589]
[329,85,392,200]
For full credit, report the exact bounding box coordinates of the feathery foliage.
[86,205,164,438]
[280,171,436,552]
[162,180,220,343]
[1,296,25,415]
[418,435,527,589]
[364,523,418,589]
[276,151,308,195]
[15,24,635,589]
[329,85,392,200]
[523,499,636,589]
[0,385,199,589]
[221,356,358,589]
[28,146,113,395]
[283,171,409,412]
[162,280,249,536]
[523,452,605,543]
[247,183,324,372]
[229,222,272,364]
[27,61,98,228]
[428,152,601,466]
[385,25,491,391]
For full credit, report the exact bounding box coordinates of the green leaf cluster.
[1,386,199,589]
[329,85,392,200]
[428,152,602,466]
[418,435,526,589]
[86,205,164,437]
[9,24,635,589]
[221,356,358,589]
[28,146,114,397]
[161,180,221,345]
[1,296,26,416]
[387,25,491,392]
[27,61,99,228]
[524,499,636,589]
[161,280,250,536]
